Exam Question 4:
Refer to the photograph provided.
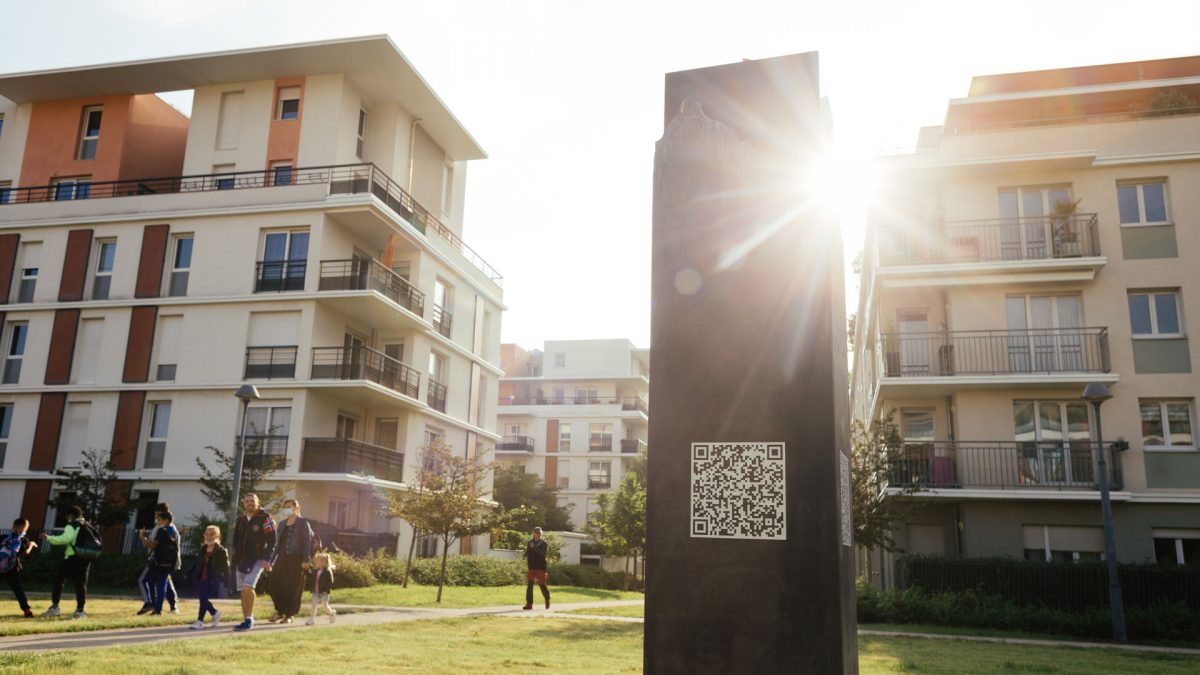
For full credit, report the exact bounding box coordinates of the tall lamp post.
[1082,382,1126,643]
[227,385,262,549]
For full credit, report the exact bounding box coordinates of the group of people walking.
[1,494,337,629]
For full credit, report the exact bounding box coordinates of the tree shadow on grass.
[528,620,642,642]
[557,587,643,600]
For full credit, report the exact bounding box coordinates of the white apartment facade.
[851,55,1200,584]
[0,36,504,556]
[496,339,648,528]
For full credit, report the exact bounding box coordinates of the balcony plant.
[1050,198,1083,258]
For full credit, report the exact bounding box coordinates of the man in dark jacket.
[522,526,551,610]
[230,493,276,631]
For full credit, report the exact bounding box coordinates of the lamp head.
[1081,382,1113,403]
[235,384,262,402]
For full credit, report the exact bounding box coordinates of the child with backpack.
[305,551,336,625]
[1,518,37,617]
[188,524,229,629]
[137,501,180,615]
[39,505,101,619]
[137,510,180,616]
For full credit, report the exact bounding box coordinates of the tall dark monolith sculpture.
[646,53,857,674]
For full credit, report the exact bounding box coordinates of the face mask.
[278,508,294,520]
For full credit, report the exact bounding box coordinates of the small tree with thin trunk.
[375,439,507,602]
[49,448,136,529]
[851,409,924,552]
[586,449,647,589]
[194,437,293,527]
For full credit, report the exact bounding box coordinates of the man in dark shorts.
[522,526,550,610]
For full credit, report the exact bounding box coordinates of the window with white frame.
[1128,290,1182,337]
[90,239,116,300]
[575,388,598,404]
[58,401,91,469]
[328,499,351,530]
[214,164,235,190]
[552,387,565,402]
[271,161,293,186]
[588,461,611,489]
[1153,529,1200,565]
[559,422,571,452]
[557,459,570,489]
[78,106,102,160]
[423,426,444,450]
[276,87,300,120]
[1022,524,1105,563]
[428,351,446,384]
[143,402,171,469]
[244,405,291,456]
[153,315,182,381]
[1117,180,1170,226]
[0,403,10,469]
[52,176,91,201]
[2,322,27,384]
[71,318,103,384]
[1140,400,1194,449]
[589,423,612,452]
[15,241,40,303]
[168,235,192,297]
[356,109,367,159]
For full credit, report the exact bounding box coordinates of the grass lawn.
[2,617,1198,674]
[561,604,645,618]
[327,583,643,608]
[0,595,365,637]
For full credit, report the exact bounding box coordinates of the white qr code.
[691,442,786,540]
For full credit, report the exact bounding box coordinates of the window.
[336,413,358,440]
[245,311,299,379]
[554,352,566,368]
[428,351,446,384]
[52,176,91,201]
[216,91,243,150]
[558,460,571,489]
[375,418,399,449]
[1128,291,1182,337]
[356,109,367,158]
[432,279,453,337]
[153,315,182,381]
[3,322,26,384]
[328,499,351,530]
[997,186,1072,259]
[0,181,11,205]
[1117,181,1169,226]
[276,87,300,120]
[423,426,444,449]
[1140,400,1194,449]
[15,242,39,303]
[575,388,598,404]
[552,387,565,402]
[91,239,116,300]
[59,401,91,469]
[1153,530,1200,565]
[271,161,293,186]
[559,423,572,452]
[0,403,10,468]
[1013,400,1095,486]
[588,461,611,489]
[589,423,612,452]
[78,106,102,160]
[214,164,235,190]
[1022,525,1105,563]
[0,112,4,138]
[168,236,192,297]
[244,405,291,456]
[72,318,103,384]
[143,402,171,469]
[418,534,439,558]
[256,230,308,292]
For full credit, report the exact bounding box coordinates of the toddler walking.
[305,552,336,625]
[188,525,229,629]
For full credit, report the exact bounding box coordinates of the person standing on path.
[137,511,180,616]
[305,551,336,625]
[38,506,93,619]
[137,502,180,615]
[188,525,229,629]
[1,518,37,617]
[522,526,551,610]
[230,493,276,631]
[268,498,312,623]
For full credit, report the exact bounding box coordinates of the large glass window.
[559,422,571,452]
[588,461,611,489]
[589,423,613,452]
[997,186,1072,259]
[78,106,102,160]
[1013,400,1094,486]
[271,161,293,186]
[143,402,171,469]
[168,236,192,297]
[3,322,26,384]
[244,405,291,456]
[1153,530,1200,565]
[91,239,116,300]
[52,176,91,201]
[1128,291,1182,336]
[1140,400,1194,448]
[1117,181,1169,225]
[15,242,39,303]
[257,230,308,292]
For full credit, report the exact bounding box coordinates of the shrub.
[409,555,524,587]
[362,549,409,585]
[491,530,525,551]
[330,551,377,588]
[548,562,624,590]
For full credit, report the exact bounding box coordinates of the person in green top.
[38,506,92,619]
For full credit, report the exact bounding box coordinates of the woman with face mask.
[267,498,313,623]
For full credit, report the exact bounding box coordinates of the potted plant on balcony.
[881,320,901,377]
[1050,198,1083,258]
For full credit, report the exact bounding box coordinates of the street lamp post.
[227,384,262,550]
[1082,382,1126,643]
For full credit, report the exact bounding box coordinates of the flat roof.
[0,35,486,161]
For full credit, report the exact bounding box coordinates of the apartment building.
[851,56,1200,583]
[0,36,504,555]
[496,339,648,528]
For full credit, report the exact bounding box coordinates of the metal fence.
[887,441,1121,490]
[310,345,420,399]
[879,213,1100,266]
[300,437,405,483]
[878,328,1110,377]
[318,258,425,316]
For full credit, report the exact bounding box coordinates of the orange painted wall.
[19,94,188,187]
[265,77,304,168]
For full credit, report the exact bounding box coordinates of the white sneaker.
[329,610,336,624]
[189,620,206,630]
[210,611,220,627]
[71,611,87,619]
[305,618,315,626]
[41,606,61,618]
[170,608,180,615]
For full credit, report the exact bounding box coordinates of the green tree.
[194,440,293,527]
[375,439,509,602]
[50,448,137,529]
[492,463,574,532]
[586,450,647,589]
[851,409,924,552]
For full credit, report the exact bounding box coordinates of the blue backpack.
[0,533,22,575]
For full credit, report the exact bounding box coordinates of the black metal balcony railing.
[887,441,1121,490]
[589,434,613,453]
[244,346,298,380]
[318,258,425,317]
[878,328,1110,377]
[427,379,447,413]
[235,436,289,468]
[0,163,502,286]
[588,474,612,490]
[498,395,649,412]
[301,437,404,483]
[255,260,307,292]
[310,345,420,399]
[498,435,535,452]
[879,214,1101,266]
[620,438,646,454]
[431,305,453,338]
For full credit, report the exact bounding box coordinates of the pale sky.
[6,0,1198,348]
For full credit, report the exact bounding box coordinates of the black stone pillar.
[646,53,857,674]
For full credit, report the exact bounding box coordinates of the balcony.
[887,441,1121,491]
[310,345,420,399]
[431,305,452,338]
[235,436,288,470]
[498,435,535,453]
[255,260,307,292]
[620,438,647,454]
[0,163,502,288]
[318,258,425,317]
[499,395,648,413]
[300,437,404,483]
[427,379,447,413]
[589,434,613,453]
[244,346,298,380]
[876,214,1104,286]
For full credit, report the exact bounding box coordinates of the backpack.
[154,526,179,568]
[0,534,22,575]
[72,520,104,561]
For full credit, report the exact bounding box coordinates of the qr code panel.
[690,442,786,540]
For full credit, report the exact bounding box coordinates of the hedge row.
[327,551,626,590]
